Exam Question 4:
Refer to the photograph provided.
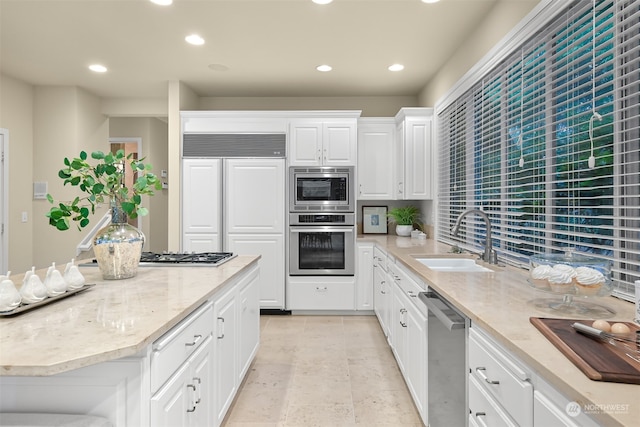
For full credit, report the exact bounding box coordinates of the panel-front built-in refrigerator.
[182,134,286,309]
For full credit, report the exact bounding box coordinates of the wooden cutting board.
[530,317,640,384]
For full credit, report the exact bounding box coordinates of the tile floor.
[222,315,423,427]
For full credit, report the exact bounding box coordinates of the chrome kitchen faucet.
[451,209,498,264]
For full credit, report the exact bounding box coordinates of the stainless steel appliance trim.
[289,166,354,213]
[419,291,466,331]
[288,225,355,276]
[289,212,355,226]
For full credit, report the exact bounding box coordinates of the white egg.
[610,323,631,335]
[591,319,611,332]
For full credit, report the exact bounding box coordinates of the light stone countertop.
[0,255,260,377]
[358,235,638,427]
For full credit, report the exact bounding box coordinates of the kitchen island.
[360,235,638,427]
[0,255,261,426]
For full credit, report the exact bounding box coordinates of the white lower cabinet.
[373,247,391,338]
[356,242,374,310]
[213,284,238,426]
[470,326,602,427]
[532,378,602,427]
[287,276,355,310]
[388,261,428,425]
[151,335,213,427]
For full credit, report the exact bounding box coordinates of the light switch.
[21,212,28,223]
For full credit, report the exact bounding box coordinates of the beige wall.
[0,74,34,273]
[32,86,109,270]
[418,0,539,107]
[110,117,169,253]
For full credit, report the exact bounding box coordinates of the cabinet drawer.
[469,328,533,427]
[288,280,355,310]
[151,302,214,391]
[469,374,518,427]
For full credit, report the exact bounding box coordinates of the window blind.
[436,0,639,301]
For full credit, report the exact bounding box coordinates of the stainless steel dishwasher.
[419,290,468,427]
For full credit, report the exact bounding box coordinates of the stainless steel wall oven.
[289,213,355,276]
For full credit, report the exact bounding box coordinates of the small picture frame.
[363,206,388,234]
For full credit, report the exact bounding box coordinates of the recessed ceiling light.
[421,0,441,3]
[316,64,332,72]
[150,0,173,5]
[388,64,405,72]
[185,34,205,45]
[312,0,333,4]
[88,64,107,73]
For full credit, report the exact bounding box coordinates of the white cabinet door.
[224,158,285,234]
[226,234,284,309]
[357,119,395,200]
[373,263,390,337]
[405,297,427,421]
[289,121,322,166]
[182,158,221,236]
[356,243,374,310]
[183,234,220,253]
[391,281,407,373]
[213,286,238,426]
[151,363,191,427]
[237,266,260,382]
[404,116,432,199]
[323,121,357,166]
[189,336,213,427]
[289,119,357,166]
[394,108,433,200]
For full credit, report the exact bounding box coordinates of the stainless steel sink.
[414,257,493,272]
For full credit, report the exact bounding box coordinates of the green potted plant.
[387,205,421,237]
[46,150,162,279]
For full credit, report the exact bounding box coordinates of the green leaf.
[137,207,149,217]
[121,201,135,214]
[80,207,90,218]
[80,218,90,228]
[80,151,88,161]
[58,170,71,179]
[55,219,70,231]
[92,151,105,160]
[92,183,105,194]
[46,194,54,203]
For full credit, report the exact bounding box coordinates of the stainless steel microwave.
[289,166,354,212]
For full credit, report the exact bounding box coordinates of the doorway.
[109,137,142,229]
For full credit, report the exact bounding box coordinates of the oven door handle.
[289,226,354,233]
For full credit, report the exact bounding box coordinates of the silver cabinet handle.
[193,377,201,404]
[186,384,197,412]
[474,412,489,427]
[475,367,500,385]
[217,317,225,339]
[185,334,202,347]
[407,290,417,298]
[316,286,328,292]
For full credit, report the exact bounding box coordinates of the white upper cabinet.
[357,118,396,200]
[395,108,433,200]
[289,119,357,166]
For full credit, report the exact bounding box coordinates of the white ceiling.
[1,0,504,99]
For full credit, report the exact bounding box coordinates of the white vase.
[396,224,413,237]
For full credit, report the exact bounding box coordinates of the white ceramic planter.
[395,224,413,237]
